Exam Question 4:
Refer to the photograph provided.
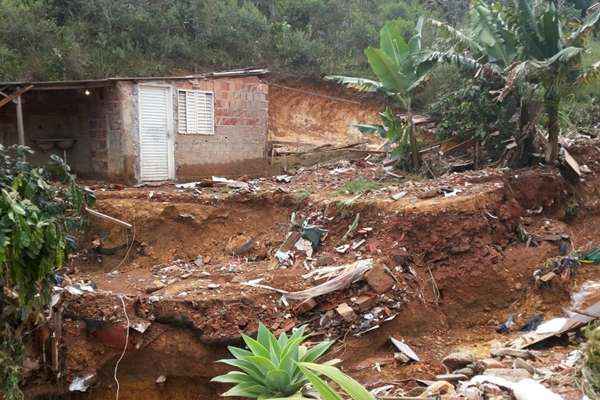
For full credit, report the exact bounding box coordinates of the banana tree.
[421,1,543,165]
[499,0,600,162]
[327,17,430,169]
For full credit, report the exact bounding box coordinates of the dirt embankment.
[268,79,385,146]
[22,140,600,400]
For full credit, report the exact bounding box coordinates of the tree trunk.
[407,106,420,170]
[544,89,560,164]
[517,97,535,166]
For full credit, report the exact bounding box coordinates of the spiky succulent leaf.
[221,383,267,398]
[211,371,259,385]
[242,334,271,358]
[297,365,343,400]
[217,358,267,386]
[298,363,375,400]
[301,340,333,363]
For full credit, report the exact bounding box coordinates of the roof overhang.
[0,68,269,91]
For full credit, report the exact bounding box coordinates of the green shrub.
[428,79,520,161]
[582,324,600,398]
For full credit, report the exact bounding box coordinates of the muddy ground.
[23,139,600,399]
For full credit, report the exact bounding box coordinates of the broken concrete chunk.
[482,368,532,382]
[436,373,469,382]
[391,191,407,201]
[454,367,475,377]
[512,378,563,400]
[390,337,420,362]
[295,238,314,258]
[443,351,476,370]
[293,298,317,315]
[336,303,357,322]
[394,352,411,363]
[354,294,377,312]
[365,263,395,294]
[476,358,505,371]
[145,280,166,294]
[512,358,536,375]
[69,374,96,392]
[194,255,204,267]
[490,348,535,360]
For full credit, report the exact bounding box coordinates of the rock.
[512,358,536,375]
[436,373,469,382]
[194,255,204,267]
[581,164,592,174]
[365,263,395,294]
[421,381,455,397]
[227,235,255,256]
[336,303,357,322]
[354,294,378,312]
[490,348,535,360]
[145,280,166,294]
[156,375,166,384]
[294,298,317,315]
[475,358,505,372]
[454,367,475,377]
[483,368,532,382]
[442,351,476,370]
[394,352,411,363]
[462,386,484,400]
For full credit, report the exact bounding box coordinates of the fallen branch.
[242,259,373,301]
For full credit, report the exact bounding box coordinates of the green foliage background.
[0,0,432,81]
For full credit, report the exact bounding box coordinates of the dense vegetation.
[0,0,433,81]
[0,146,90,400]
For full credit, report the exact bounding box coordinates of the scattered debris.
[336,303,357,322]
[497,314,515,333]
[365,263,395,294]
[390,191,407,201]
[390,337,420,362]
[69,374,95,392]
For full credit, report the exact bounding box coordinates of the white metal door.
[139,86,173,182]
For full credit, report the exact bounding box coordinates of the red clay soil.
[22,139,600,400]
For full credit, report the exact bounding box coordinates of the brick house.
[0,69,269,183]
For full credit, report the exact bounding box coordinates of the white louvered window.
[177,90,214,134]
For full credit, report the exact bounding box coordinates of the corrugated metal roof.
[0,68,269,90]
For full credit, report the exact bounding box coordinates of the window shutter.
[177,91,187,133]
[197,93,214,134]
[177,90,214,134]
[186,91,198,134]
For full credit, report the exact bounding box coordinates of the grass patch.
[335,179,381,195]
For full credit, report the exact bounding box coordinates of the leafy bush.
[428,79,520,160]
[212,323,333,398]
[0,145,90,400]
[581,324,600,398]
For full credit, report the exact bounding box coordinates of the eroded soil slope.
[23,140,600,400]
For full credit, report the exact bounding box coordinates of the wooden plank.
[0,85,34,110]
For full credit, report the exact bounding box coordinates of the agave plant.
[212,323,333,399]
